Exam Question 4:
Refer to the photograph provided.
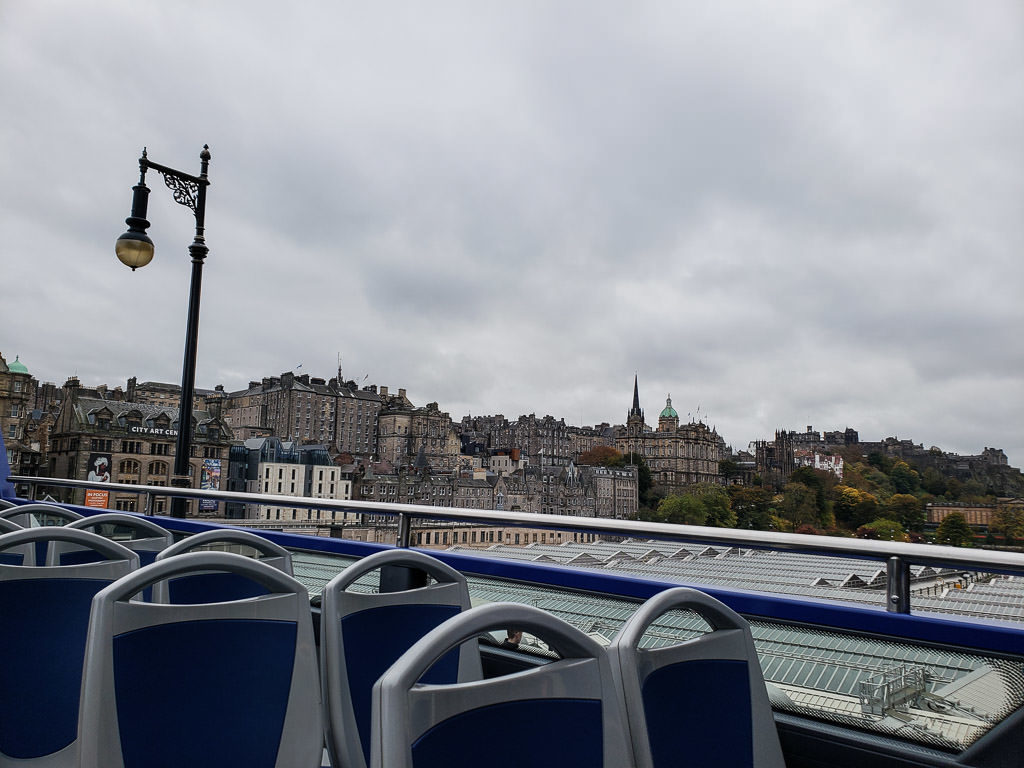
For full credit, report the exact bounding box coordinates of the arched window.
[148,460,168,476]
[118,459,140,476]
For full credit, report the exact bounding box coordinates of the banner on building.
[84,489,110,508]
[199,458,221,511]
[87,453,112,483]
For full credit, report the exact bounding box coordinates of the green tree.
[990,506,1024,545]
[935,512,974,547]
[695,484,736,528]
[856,518,908,542]
[868,452,893,473]
[656,494,707,526]
[790,466,828,522]
[889,461,921,495]
[960,479,988,503]
[885,493,925,533]
[779,482,818,529]
[728,486,773,529]
[921,467,948,496]
[833,486,879,529]
[718,459,741,482]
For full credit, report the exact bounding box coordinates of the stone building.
[222,372,384,458]
[126,377,213,412]
[351,461,637,521]
[47,376,234,516]
[568,423,615,458]
[458,413,580,468]
[224,437,352,522]
[925,499,1024,531]
[755,430,796,489]
[378,399,460,471]
[0,353,44,488]
[0,353,35,447]
[616,377,725,490]
[335,382,384,458]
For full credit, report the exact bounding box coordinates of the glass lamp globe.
[115,232,155,271]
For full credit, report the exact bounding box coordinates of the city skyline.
[7,354,1018,469]
[2,3,1021,464]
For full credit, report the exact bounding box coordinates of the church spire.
[630,374,643,418]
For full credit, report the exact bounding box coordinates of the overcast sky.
[2,1,1022,464]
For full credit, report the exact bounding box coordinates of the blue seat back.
[151,528,292,604]
[0,518,27,565]
[370,602,631,768]
[0,504,85,566]
[321,549,481,768]
[608,587,785,768]
[52,513,172,566]
[0,528,138,766]
[77,552,322,768]
[0,503,84,528]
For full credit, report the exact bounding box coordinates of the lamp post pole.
[116,145,211,518]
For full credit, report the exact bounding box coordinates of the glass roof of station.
[287,541,1024,752]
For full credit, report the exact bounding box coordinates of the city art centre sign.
[127,425,179,437]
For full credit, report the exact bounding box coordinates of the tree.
[779,482,818,529]
[921,467,948,496]
[885,493,925,533]
[856,518,908,542]
[728,486,773,530]
[656,494,706,526]
[990,506,1024,546]
[577,446,624,467]
[945,478,962,501]
[694,484,736,528]
[889,461,921,495]
[719,459,741,481]
[833,486,879,529]
[959,479,988,503]
[790,466,828,521]
[935,512,974,547]
[868,452,893,473]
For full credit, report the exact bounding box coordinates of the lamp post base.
[170,475,192,518]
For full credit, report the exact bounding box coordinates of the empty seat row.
[0,523,318,768]
[0,509,785,768]
[320,549,784,768]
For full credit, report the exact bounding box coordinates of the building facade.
[378,399,460,471]
[616,378,725,489]
[47,376,234,516]
[222,372,385,458]
[225,437,353,521]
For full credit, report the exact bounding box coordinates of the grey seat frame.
[151,528,292,602]
[607,587,785,768]
[47,513,172,567]
[370,601,632,768]
[0,528,138,768]
[320,548,481,768]
[0,504,83,528]
[77,552,322,768]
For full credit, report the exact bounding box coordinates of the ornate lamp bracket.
[159,172,200,215]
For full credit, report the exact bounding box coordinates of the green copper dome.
[7,355,27,374]
[659,395,678,419]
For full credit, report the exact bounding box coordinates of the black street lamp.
[116,145,211,518]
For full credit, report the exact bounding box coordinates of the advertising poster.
[199,458,221,511]
[87,453,112,483]
[84,489,110,508]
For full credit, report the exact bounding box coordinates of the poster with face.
[199,459,221,511]
[87,453,112,483]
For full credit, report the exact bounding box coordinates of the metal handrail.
[9,473,1024,614]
